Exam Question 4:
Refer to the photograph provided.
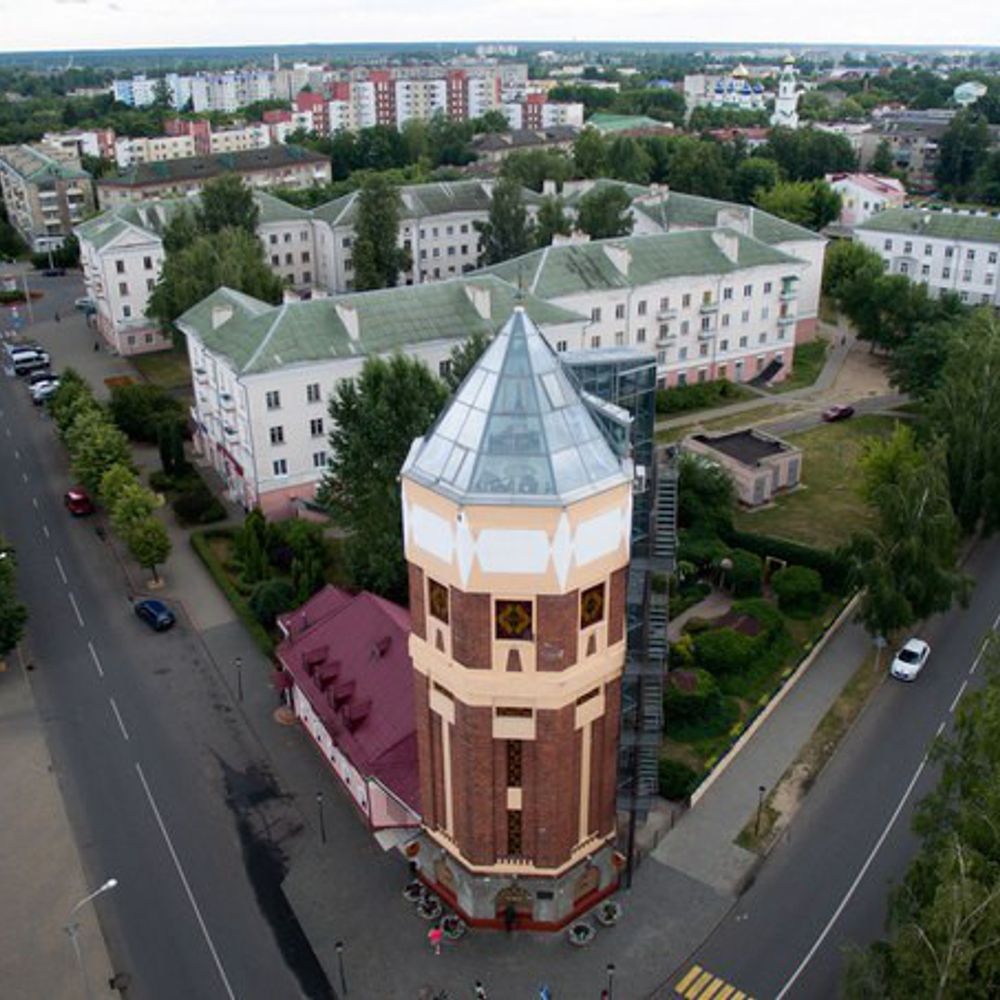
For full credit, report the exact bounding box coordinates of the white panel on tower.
[410,504,454,564]
[574,507,625,566]
[477,529,550,574]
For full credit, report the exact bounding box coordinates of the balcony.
[656,306,677,320]
[699,300,719,314]
[777,314,796,328]
[698,328,716,341]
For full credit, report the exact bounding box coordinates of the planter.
[566,921,596,947]
[416,896,443,921]
[595,901,622,927]
[402,880,423,904]
[441,914,467,940]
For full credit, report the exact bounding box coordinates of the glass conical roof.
[403,308,627,505]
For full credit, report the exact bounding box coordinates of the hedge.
[658,758,701,801]
[721,526,849,594]
[730,548,763,597]
[190,529,274,655]
[663,668,722,725]
[655,378,751,415]
[772,565,823,616]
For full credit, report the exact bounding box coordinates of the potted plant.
[417,895,443,921]
[441,914,467,940]
[595,900,622,927]
[566,921,596,947]
[402,880,423,903]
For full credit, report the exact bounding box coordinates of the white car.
[890,638,931,681]
[31,379,59,405]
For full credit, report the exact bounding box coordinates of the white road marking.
[994,607,1000,630]
[936,720,946,738]
[109,698,130,741]
[67,592,84,627]
[32,497,38,510]
[14,448,19,460]
[4,428,9,437]
[21,472,27,483]
[42,524,50,539]
[54,555,67,584]
[87,640,104,678]
[134,763,237,1000]
[774,756,929,1000]
[949,680,968,714]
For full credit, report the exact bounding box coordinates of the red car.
[822,404,855,423]
[64,487,94,516]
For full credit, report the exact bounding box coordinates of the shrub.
[721,526,849,594]
[678,530,730,569]
[148,470,174,493]
[682,615,714,635]
[109,382,185,442]
[729,548,763,597]
[771,565,823,616]
[655,378,749,415]
[248,578,296,627]
[663,669,722,725]
[171,474,227,526]
[669,634,695,669]
[693,627,756,675]
[658,758,700,801]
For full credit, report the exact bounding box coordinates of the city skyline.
[1,0,998,54]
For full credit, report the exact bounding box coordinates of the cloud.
[107,1,121,7]
[54,0,89,4]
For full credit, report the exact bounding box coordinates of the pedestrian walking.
[93,340,100,351]
[54,311,60,323]
[474,981,487,999]
[503,903,516,933]
[428,924,444,956]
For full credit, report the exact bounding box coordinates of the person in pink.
[428,925,444,955]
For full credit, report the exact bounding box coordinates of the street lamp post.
[234,656,243,701]
[316,791,326,845]
[65,878,118,1000]
[606,962,616,1000]
[754,784,767,837]
[335,940,347,996]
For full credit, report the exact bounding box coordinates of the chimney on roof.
[463,283,492,320]
[711,229,740,263]
[335,302,360,341]
[603,243,631,277]
[211,304,233,329]
[541,178,558,196]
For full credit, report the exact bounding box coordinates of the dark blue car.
[134,598,176,632]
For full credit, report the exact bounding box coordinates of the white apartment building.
[177,276,582,518]
[394,79,447,126]
[855,208,1000,308]
[115,134,196,169]
[208,125,271,155]
[825,172,906,229]
[112,75,158,107]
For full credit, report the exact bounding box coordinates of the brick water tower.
[400,308,634,928]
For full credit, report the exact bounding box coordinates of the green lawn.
[732,414,898,550]
[769,338,829,394]
[656,403,798,443]
[130,345,192,392]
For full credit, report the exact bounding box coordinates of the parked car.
[26,369,55,386]
[11,352,50,376]
[74,296,95,312]
[134,598,176,632]
[64,487,94,516]
[40,267,66,277]
[890,638,931,681]
[31,380,59,405]
[822,404,855,423]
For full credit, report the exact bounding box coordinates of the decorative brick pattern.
[607,567,628,646]
[412,673,435,826]
[451,701,496,863]
[408,563,426,641]
[536,590,579,672]
[450,588,491,669]
[597,678,621,837]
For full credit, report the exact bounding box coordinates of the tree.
[126,516,171,583]
[100,462,137,508]
[822,240,884,304]
[500,150,573,191]
[111,481,158,536]
[847,426,967,638]
[476,176,534,266]
[234,508,270,585]
[249,578,296,627]
[351,174,410,291]
[760,126,857,181]
[678,452,735,535]
[0,546,27,658]
[887,296,965,399]
[196,174,259,236]
[605,136,653,183]
[573,127,607,178]
[576,184,634,240]
[317,354,448,600]
[666,137,732,199]
[927,311,1000,535]
[534,195,571,247]
[443,330,492,392]
[936,111,990,197]
[754,180,842,231]
[733,156,780,204]
[148,227,284,326]
[162,205,200,254]
[67,410,132,495]
[870,138,895,175]
[109,382,184,443]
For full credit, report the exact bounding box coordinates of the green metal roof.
[255,191,312,224]
[558,178,650,209]
[855,207,1000,244]
[177,276,585,375]
[586,113,668,134]
[479,229,802,300]
[0,144,91,182]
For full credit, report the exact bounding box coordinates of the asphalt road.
[671,537,1000,1000]
[0,366,325,998]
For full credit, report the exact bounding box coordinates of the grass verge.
[131,345,192,392]
[735,647,883,853]
[768,338,829,394]
[656,403,798,443]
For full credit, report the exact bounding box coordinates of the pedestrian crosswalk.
[673,964,755,1000]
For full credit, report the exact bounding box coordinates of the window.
[432,248,440,258]
[590,307,601,322]
[699,342,708,357]
[271,254,279,266]
[302,271,311,284]
[615,304,625,320]
[446,225,453,236]
[460,224,468,234]
[342,236,352,248]
[309,417,324,437]
[460,244,468,255]
[270,234,278,245]
[921,264,930,277]
[447,246,455,256]
[127,334,135,345]
[438,359,452,379]
[963,269,973,282]
[659,296,670,311]
[682,293,691,308]
[636,327,646,343]
[702,290,712,305]
[495,600,533,641]
[614,331,625,346]
[269,426,284,445]
[679,346,688,360]
[778,327,786,340]
[721,314,730,328]
[556,340,567,352]
[764,281,772,293]
[990,252,998,265]
[945,247,954,259]
[743,284,753,297]
[115,259,125,274]
[656,350,666,364]
[943,267,951,279]
[659,323,669,339]
[306,383,320,403]
[506,740,523,787]
[590,335,601,348]
[987,273,995,286]
[884,239,893,251]
[301,251,310,263]
[273,459,288,477]
[507,809,523,856]
[718,364,727,379]
[265,390,281,410]
[723,287,733,301]
[312,451,327,468]
[677,372,687,387]
[143,256,153,270]
[146,278,155,291]
[300,231,309,242]
[701,316,711,331]
[739,335,748,348]
[900,262,909,275]
[419,249,427,260]
[118,282,128,296]
[759,332,767,344]
[719,339,729,351]
[903,241,912,254]
[283,233,291,244]
[122,305,132,319]
[637,300,647,316]
[580,582,605,628]
[285,253,293,265]
[967,249,976,260]
[428,579,449,624]
[924,244,933,256]
[680,320,690,335]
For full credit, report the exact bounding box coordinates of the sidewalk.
[0,655,116,1000]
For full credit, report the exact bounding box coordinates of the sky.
[1,0,998,53]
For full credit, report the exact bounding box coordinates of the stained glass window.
[580,582,605,629]
[495,600,533,641]
[428,579,449,624]
[507,809,523,856]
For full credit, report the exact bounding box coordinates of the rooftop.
[586,113,672,134]
[97,144,329,189]
[856,207,1000,244]
[0,143,91,182]
[177,275,585,375]
[402,307,628,506]
[826,172,906,197]
[692,429,792,467]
